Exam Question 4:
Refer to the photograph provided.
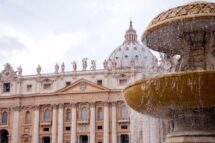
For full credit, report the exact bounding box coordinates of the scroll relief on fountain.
[124,2,215,143]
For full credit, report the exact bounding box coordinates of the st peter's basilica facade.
[0,22,167,143]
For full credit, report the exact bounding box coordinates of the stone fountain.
[124,1,215,143]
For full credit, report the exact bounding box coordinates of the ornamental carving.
[80,81,86,91]
[0,63,17,82]
[20,106,34,111]
[52,104,58,109]
[147,2,215,30]
[33,105,40,110]
[59,103,64,108]
[12,106,21,111]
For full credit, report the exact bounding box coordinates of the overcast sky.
[0,0,213,74]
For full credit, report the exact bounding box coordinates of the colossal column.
[58,104,64,143]
[103,102,109,143]
[71,103,77,143]
[33,105,40,143]
[90,102,95,143]
[112,102,117,143]
[12,106,20,143]
[52,105,58,143]
[142,115,150,143]
[150,117,160,143]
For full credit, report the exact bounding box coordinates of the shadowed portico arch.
[0,129,9,143]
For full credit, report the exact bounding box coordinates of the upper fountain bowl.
[142,1,215,55]
[123,71,215,118]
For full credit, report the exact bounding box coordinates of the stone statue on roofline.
[55,63,59,73]
[36,65,41,75]
[61,62,65,73]
[82,58,88,71]
[17,66,22,76]
[72,61,77,72]
[103,59,108,70]
[91,60,96,71]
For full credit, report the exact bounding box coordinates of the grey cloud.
[0,36,28,62]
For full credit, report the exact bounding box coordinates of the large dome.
[108,21,156,69]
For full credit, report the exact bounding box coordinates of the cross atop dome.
[129,20,133,29]
[124,21,137,43]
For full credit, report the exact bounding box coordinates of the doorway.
[120,134,129,143]
[79,135,88,143]
[42,136,50,143]
[0,129,9,143]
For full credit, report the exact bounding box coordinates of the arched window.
[97,107,103,121]
[2,111,8,124]
[66,109,71,122]
[25,111,31,124]
[121,105,129,119]
[44,109,51,122]
[81,107,88,121]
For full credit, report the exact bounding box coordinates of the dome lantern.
[124,21,137,43]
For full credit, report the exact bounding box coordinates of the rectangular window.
[97,125,103,130]
[97,80,103,86]
[43,128,49,131]
[26,84,32,91]
[43,83,51,90]
[3,83,10,92]
[121,125,128,129]
[119,79,127,85]
[66,82,71,86]
[66,127,71,131]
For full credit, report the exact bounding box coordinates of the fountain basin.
[141,2,215,71]
[142,2,215,55]
[124,70,215,118]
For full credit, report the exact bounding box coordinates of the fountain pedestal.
[167,110,215,143]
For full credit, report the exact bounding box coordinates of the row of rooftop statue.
[17,58,97,76]
[15,54,180,76]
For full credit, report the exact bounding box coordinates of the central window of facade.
[65,109,71,122]
[44,109,51,122]
[81,107,88,121]
[97,107,103,121]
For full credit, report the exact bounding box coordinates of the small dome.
[108,21,156,69]
[144,1,215,35]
